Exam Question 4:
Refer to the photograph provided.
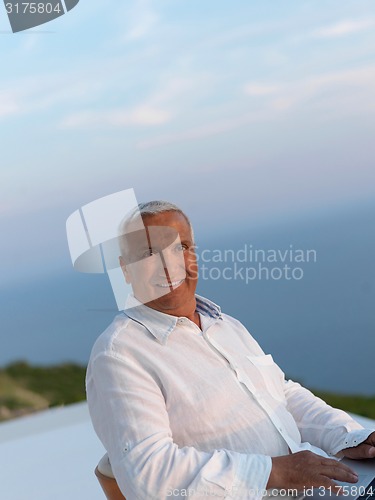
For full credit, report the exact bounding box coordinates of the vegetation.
[0,361,374,423]
[0,361,86,421]
[312,389,375,421]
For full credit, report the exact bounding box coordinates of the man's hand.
[342,431,375,460]
[267,451,358,493]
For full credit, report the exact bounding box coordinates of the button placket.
[203,332,300,452]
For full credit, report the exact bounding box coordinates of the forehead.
[121,212,191,264]
[142,211,191,238]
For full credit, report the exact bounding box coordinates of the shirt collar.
[123,294,222,345]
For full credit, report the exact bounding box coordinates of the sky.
[1,4,375,494]
[1,1,375,292]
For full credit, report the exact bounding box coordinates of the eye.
[174,243,187,252]
[141,248,155,258]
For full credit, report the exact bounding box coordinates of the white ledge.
[0,403,373,500]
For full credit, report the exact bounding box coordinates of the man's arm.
[283,379,375,456]
[86,351,272,499]
[86,351,367,498]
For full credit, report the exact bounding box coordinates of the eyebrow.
[180,237,193,244]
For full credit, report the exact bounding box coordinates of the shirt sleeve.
[86,350,272,500]
[283,379,374,456]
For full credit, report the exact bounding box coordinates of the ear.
[119,256,131,284]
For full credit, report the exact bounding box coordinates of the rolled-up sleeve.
[86,351,272,499]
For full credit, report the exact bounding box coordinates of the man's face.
[120,211,198,316]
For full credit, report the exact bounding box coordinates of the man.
[86,200,375,499]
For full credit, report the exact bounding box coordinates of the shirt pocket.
[246,354,286,403]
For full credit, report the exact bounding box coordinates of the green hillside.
[0,361,86,421]
[312,389,375,421]
[0,361,374,423]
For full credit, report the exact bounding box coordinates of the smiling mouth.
[155,279,185,288]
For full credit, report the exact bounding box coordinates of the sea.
[0,203,374,396]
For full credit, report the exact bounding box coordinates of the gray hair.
[118,200,194,258]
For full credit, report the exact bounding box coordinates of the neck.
[186,310,201,329]
[147,297,201,329]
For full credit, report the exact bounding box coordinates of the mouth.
[155,278,185,288]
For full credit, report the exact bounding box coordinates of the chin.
[152,288,195,312]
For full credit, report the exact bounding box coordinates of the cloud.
[61,105,171,128]
[200,21,281,48]
[0,36,212,131]
[60,73,212,129]
[312,19,375,39]
[123,0,159,41]
[137,64,375,149]
[245,65,375,113]
[244,84,280,97]
[0,91,20,118]
[0,71,104,122]
[136,110,267,149]
[127,10,158,41]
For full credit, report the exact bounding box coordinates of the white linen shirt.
[86,295,373,500]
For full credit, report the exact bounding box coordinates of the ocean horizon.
[1,203,374,396]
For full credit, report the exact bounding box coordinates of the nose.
[161,248,186,281]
